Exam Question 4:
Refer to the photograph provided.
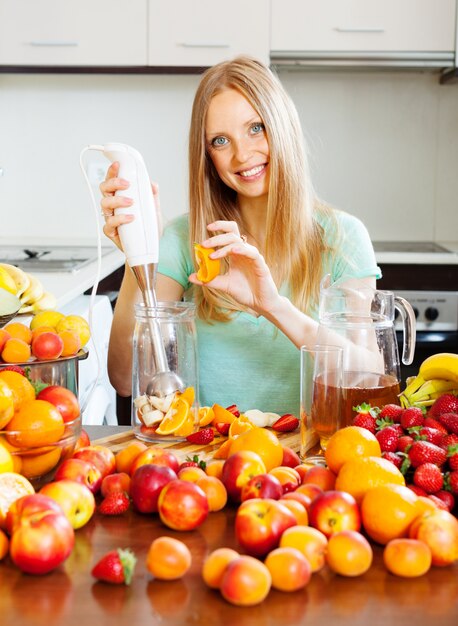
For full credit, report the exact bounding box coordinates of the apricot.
[177,466,206,483]
[268,466,301,493]
[146,536,192,580]
[205,460,225,480]
[115,441,148,474]
[265,547,312,592]
[220,555,271,606]
[409,509,458,566]
[31,332,64,361]
[1,338,31,363]
[383,539,432,577]
[202,547,240,589]
[196,476,227,512]
[0,329,11,353]
[4,322,32,345]
[58,329,81,357]
[326,530,373,577]
[302,465,337,491]
[280,525,328,573]
[279,498,309,525]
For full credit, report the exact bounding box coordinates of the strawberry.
[226,404,240,417]
[352,403,378,433]
[447,444,458,471]
[271,414,299,433]
[434,490,455,512]
[91,548,136,585]
[411,426,446,447]
[441,433,458,450]
[0,364,26,376]
[381,451,403,470]
[178,454,206,472]
[407,440,447,468]
[376,426,399,452]
[99,492,130,516]
[400,407,424,430]
[378,403,403,423]
[438,412,458,435]
[445,470,458,495]
[427,495,449,511]
[413,462,444,493]
[214,422,230,436]
[186,427,215,445]
[397,435,414,453]
[407,484,427,497]
[429,393,458,419]
[423,416,448,434]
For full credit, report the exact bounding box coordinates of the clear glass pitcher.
[315,276,416,426]
[131,301,199,442]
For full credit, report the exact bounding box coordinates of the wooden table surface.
[1,426,457,626]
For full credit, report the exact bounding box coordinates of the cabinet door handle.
[177,42,230,48]
[334,27,385,33]
[28,41,79,47]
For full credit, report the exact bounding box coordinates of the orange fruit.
[194,243,220,283]
[174,408,197,437]
[176,386,195,407]
[196,475,228,511]
[19,447,62,479]
[325,426,381,474]
[212,404,237,424]
[156,397,189,435]
[265,546,312,592]
[326,530,373,577]
[115,441,148,474]
[228,418,254,439]
[0,378,14,429]
[198,406,215,427]
[4,322,32,345]
[383,538,432,577]
[229,427,283,472]
[213,438,233,460]
[0,442,14,473]
[146,536,192,580]
[202,547,240,588]
[1,338,31,363]
[0,370,35,410]
[361,484,419,545]
[5,399,65,448]
[0,471,35,529]
[0,528,8,560]
[335,456,405,504]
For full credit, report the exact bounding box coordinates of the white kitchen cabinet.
[147,0,270,67]
[271,0,456,67]
[0,0,147,66]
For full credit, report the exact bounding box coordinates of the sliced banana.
[134,395,150,410]
[20,273,44,305]
[264,412,282,427]
[141,408,164,427]
[0,263,30,297]
[19,290,57,314]
[243,409,270,428]
[148,393,174,413]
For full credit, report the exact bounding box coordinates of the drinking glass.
[300,345,343,463]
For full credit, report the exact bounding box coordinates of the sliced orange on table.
[198,406,215,427]
[228,417,254,439]
[174,408,198,437]
[156,397,190,436]
[211,404,237,425]
[0,472,35,529]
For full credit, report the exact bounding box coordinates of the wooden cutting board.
[92,428,315,463]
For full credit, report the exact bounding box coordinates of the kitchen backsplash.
[0,68,457,242]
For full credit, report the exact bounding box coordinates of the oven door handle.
[397,330,458,346]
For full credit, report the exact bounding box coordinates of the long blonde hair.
[188,56,335,321]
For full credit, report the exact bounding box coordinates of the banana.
[419,352,458,384]
[19,290,57,314]
[0,266,18,295]
[0,263,30,298]
[408,378,458,403]
[20,273,44,306]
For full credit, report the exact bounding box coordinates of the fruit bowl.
[0,415,81,488]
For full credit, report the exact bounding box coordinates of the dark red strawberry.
[429,394,458,419]
[92,548,136,585]
[378,403,404,423]
[412,426,446,447]
[447,444,458,471]
[423,416,448,434]
[445,470,458,495]
[400,407,424,430]
[98,492,130,516]
[0,364,26,376]
[381,451,403,469]
[427,495,449,511]
[397,435,414,453]
[407,441,447,468]
[352,403,378,433]
[214,422,230,436]
[413,462,444,493]
[186,427,215,445]
[407,484,428,497]
[376,426,399,452]
[178,454,206,472]
[438,412,458,435]
[434,490,455,512]
[226,404,240,417]
[271,414,300,433]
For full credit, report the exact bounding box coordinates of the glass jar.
[131,302,199,442]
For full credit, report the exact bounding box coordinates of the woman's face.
[205,88,270,204]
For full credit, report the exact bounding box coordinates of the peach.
[326,530,373,576]
[31,332,64,360]
[220,555,272,606]
[196,475,228,512]
[158,479,209,531]
[73,445,115,478]
[383,538,432,577]
[130,447,180,475]
[202,547,240,588]
[268,466,301,493]
[177,466,207,483]
[408,509,458,566]
[265,546,312,592]
[280,525,328,573]
[279,498,309,525]
[301,465,337,491]
[221,451,267,502]
[296,483,324,502]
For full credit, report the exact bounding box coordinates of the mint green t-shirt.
[158,212,381,417]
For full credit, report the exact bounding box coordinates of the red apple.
[235,498,297,557]
[221,451,267,502]
[158,479,209,531]
[282,446,301,468]
[36,385,80,424]
[101,472,131,498]
[308,490,361,538]
[73,445,115,478]
[40,479,95,529]
[130,464,177,514]
[130,447,180,475]
[54,457,102,494]
[7,494,74,575]
[241,474,283,502]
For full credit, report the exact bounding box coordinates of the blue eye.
[211,136,228,147]
[251,122,265,134]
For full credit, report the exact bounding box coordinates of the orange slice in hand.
[212,404,237,425]
[156,397,190,435]
[0,472,34,529]
[198,406,215,427]
[194,244,220,283]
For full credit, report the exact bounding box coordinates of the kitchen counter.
[1,426,456,626]
[375,241,458,265]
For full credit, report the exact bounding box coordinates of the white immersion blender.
[86,142,185,397]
